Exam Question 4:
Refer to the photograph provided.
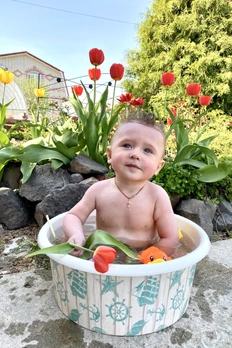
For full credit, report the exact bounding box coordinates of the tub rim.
[38,212,211,277]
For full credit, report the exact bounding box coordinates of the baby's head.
[112,109,166,156]
[107,109,166,178]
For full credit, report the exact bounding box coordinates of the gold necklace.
[114,178,146,208]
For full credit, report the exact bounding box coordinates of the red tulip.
[161,72,175,87]
[129,98,145,106]
[186,83,201,97]
[88,68,101,81]
[93,246,117,273]
[199,95,211,106]
[72,85,83,97]
[170,107,177,117]
[117,93,134,103]
[89,48,105,66]
[110,63,124,81]
[167,118,173,125]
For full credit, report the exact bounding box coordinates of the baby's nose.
[130,151,140,160]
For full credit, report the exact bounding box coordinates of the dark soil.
[0,223,51,275]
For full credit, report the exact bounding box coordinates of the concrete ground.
[0,239,232,348]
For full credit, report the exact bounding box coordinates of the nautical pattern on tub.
[51,260,196,336]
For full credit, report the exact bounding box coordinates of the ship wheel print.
[170,287,185,310]
[106,299,132,324]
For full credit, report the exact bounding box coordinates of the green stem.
[46,215,56,239]
[2,83,6,105]
[93,67,96,105]
[164,87,169,120]
[69,243,94,253]
[110,80,117,118]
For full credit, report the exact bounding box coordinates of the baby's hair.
[120,108,165,140]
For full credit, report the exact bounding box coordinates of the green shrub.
[152,157,232,203]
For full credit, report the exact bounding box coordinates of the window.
[28,71,40,80]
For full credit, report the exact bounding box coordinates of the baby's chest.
[96,203,155,231]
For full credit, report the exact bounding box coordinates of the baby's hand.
[68,233,86,257]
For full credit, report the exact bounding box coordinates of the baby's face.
[107,122,165,180]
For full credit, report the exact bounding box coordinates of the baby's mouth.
[126,163,140,170]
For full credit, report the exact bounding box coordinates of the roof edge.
[0,51,64,73]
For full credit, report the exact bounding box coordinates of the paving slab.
[0,239,232,348]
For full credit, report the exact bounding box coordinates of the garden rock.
[175,199,216,237]
[69,154,109,175]
[34,183,90,227]
[19,163,71,202]
[69,173,84,183]
[213,200,232,232]
[0,160,232,235]
[1,164,21,189]
[0,188,30,229]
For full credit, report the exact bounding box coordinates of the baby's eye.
[122,143,131,148]
[144,148,152,154]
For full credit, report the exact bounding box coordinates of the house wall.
[0,52,68,119]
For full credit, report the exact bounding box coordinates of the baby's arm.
[63,185,97,255]
[153,186,179,256]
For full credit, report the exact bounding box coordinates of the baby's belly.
[97,224,159,251]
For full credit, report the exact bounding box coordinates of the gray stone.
[69,173,84,183]
[176,199,216,238]
[1,164,22,189]
[213,200,232,232]
[0,188,30,229]
[19,163,71,201]
[34,183,90,226]
[81,177,99,185]
[69,154,108,175]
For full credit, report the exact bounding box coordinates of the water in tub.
[49,214,197,263]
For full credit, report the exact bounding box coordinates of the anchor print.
[80,303,100,322]
[147,304,165,321]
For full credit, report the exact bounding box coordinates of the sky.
[1,0,152,100]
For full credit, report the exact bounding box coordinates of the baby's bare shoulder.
[86,178,113,194]
[148,181,168,196]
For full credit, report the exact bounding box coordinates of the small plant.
[0,68,15,148]
[69,48,126,166]
[154,72,232,183]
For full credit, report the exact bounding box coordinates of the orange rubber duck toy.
[137,246,172,264]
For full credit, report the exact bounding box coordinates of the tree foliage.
[18,76,50,115]
[123,0,232,114]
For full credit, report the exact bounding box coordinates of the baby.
[63,112,179,256]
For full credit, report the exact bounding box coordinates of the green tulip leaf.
[20,162,37,183]
[26,242,75,257]
[84,230,138,259]
[197,162,232,182]
[175,159,207,168]
[16,144,70,164]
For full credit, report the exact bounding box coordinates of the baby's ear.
[106,146,112,164]
[154,160,165,175]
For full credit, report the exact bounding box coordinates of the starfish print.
[97,276,124,297]
[168,270,185,289]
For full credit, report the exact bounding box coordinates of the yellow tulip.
[0,68,14,84]
[34,88,45,98]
